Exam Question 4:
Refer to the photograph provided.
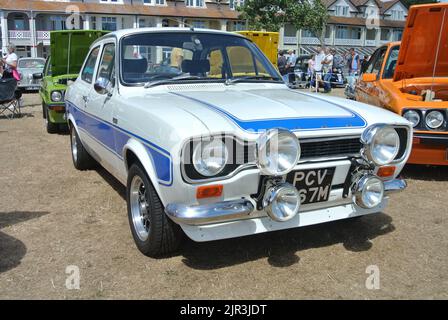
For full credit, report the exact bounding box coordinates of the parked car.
[37,30,108,133]
[17,57,46,92]
[289,54,312,88]
[355,3,448,165]
[65,28,412,257]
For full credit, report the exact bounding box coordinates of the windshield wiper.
[144,75,208,88]
[225,75,281,85]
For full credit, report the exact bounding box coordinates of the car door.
[84,41,121,177]
[356,46,387,106]
[70,45,100,140]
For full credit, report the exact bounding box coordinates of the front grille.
[300,137,362,160]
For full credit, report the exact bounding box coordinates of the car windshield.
[120,32,281,86]
[18,59,45,69]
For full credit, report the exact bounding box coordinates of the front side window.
[365,47,387,77]
[44,57,52,76]
[382,46,400,79]
[120,32,280,86]
[97,43,116,84]
[81,47,100,84]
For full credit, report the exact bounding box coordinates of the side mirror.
[33,73,43,79]
[361,73,377,82]
[94,77,111,95]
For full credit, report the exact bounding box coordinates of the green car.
[39,30,108,133]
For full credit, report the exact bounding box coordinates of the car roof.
[94,27,247,43]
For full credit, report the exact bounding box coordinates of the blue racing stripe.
[66,101,173,186]
[171,92,367,132]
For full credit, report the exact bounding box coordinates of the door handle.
[113,117,118,124]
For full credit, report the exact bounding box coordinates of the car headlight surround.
[192,138,229,177]
[403,110,420,128]
[51,90,63,102]
[257,128,301,176]
[361,124,400,166]
[425,110,444,129]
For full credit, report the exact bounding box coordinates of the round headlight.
[403,110,420,128]
[51,91,62,102]
[263,183,301,222]
[354,175,385,209]
[257,129,301,175]
[192,139,229,177]
[361,125,400,166]
[425,111,444,129]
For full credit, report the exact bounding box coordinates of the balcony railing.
[365,39,377,46]
[283,36,298,44]
[9,30,31,40]
[334,38,363,46]
[301,37,332,45]
[37,31,51,40]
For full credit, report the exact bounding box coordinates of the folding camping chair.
[0,78,22,119]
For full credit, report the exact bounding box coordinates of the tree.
[237,0,329,45]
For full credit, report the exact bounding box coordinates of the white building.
[280,0,408,56]
[0,0,246,58]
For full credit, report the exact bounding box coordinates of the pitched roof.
[328,15,405,27]
[0,0,240,20]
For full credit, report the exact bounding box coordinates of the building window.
[381,29,391,41]
[185,0,204,7]
[191,20,206,29]
[302,30,316,38]
[50,16,66,30]
[390,9,404,21]
[229,21,246,31]
[230,0,245,10]
[102,17,117,31]
[143,0,151,4]
[155,0,165,4]
[100,0,121,3]
[335,5,349,17]
[91,16,97,30]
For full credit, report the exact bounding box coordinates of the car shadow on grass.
[401,164,448,181]
[180,213,394,270]
[0,211,49,273]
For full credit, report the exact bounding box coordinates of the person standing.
[277,50,288,82]
[347,48,360,76]
[322,48,334,93]
[312,45,326,90]
[1,44,19,80]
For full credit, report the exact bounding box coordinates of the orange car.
[355,3,448,165]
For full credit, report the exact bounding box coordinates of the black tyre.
[69,124,96,170]
[42,102,46,119]
[45,107,59,134]
[127,163,183,257]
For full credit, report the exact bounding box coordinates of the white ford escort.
[65,28,412,257]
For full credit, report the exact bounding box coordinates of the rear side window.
[81,46,100,84]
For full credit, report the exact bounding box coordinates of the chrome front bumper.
[165,178,407,226]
